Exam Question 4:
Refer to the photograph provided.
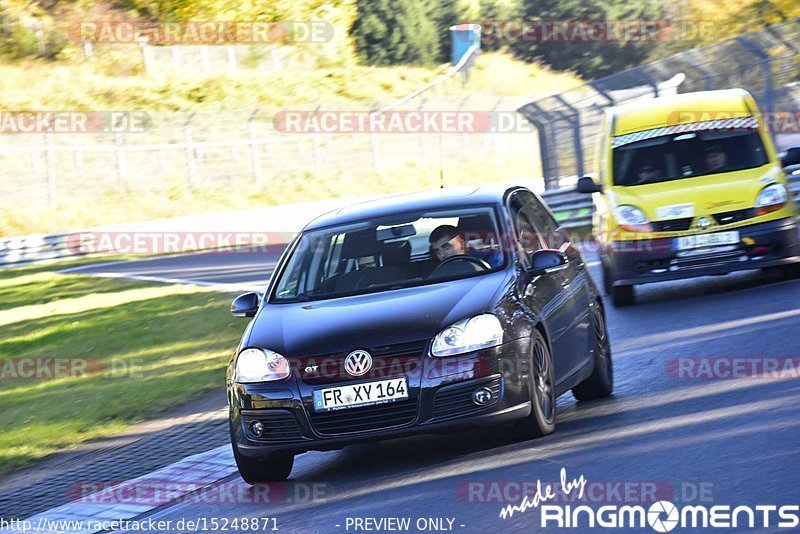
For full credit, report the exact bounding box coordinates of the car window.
[514,190,566,250]
[271,206,506,303]
[612,129,768,187]
[509,192,542,256]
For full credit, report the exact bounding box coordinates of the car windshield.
[612,129,768,187]
[271,206,506,303]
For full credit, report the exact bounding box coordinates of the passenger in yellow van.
[704,144,728,173]
[636,158,663,184]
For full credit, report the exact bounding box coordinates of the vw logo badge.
[344,350,372,376]
[696,217,711,230]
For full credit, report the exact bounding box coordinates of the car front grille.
[713,209,753,225]
[242,410,304,443]
[432,377,502,421]
[653,218,693,232]
[298,340,427,385]
[672,249,745,270]
[308,398,418,435]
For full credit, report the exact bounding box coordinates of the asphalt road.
[66,245,800,533]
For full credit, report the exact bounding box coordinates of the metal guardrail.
[4,170,799,267]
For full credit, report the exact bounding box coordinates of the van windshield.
[612,130,768,187]
[271,206,506,303]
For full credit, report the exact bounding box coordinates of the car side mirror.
[576,176,602,194]
[529,249,568,275]
[231,292,260,317]
[780,147,800,168]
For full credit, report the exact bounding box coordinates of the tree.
[511,0,663,79]
[351,0,450,65]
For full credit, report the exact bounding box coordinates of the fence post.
[227,46,237,74]
[201,45,210,75]
[418,97,429,164]
[680,51,714,91]
[138,37,150,75]
[44,121,56,207]
[172,46,182,75]
[369,101,381,172]
[630,66,659,97]
[736,36,773,114]
[33,21,45,57]
[517,101,559,190]
[555,95,585,180]
[480,98,502,158]
[248,109,263,184]
[114,116,127,192]
[183,113,196,190]
[311,105,322,166]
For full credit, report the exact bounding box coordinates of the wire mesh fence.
[0,47,544,209]
[518,18,800,190]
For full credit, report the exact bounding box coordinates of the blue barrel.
[449,23,481,65]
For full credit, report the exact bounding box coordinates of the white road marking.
[73,271,262,293]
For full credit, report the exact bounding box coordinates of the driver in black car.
[428,225,502,269]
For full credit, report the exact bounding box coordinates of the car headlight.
[234,348,291,383]
[431,314,503,357]
[613,205,653,233]
[755,183,787,216]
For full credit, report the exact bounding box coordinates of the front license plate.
[675,231,740,251]
[313,377,408,412]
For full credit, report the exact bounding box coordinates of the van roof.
[610,89,755,136]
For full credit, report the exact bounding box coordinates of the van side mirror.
[529,249,568,275]
[576,176,602,194]
[231,292,260,317]
[780,147,800,168]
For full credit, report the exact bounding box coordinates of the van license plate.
[675,231,740,251]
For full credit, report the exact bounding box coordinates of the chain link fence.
[0,47,544,209]
[518,18,800,190]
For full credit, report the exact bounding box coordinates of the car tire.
[611,284,635,307]
[509,329,556,440]
[231,425,294,484]
[768,262,800,280]
[601,261,613,296]
[572,302,613,401]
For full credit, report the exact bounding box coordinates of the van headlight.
[234,348,291,383]
[613,205,654,233]
[432,314,504,357]
[755,183,787,216]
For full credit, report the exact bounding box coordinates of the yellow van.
[577,89,800,306]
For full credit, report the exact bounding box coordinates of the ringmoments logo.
[499,468,800,531]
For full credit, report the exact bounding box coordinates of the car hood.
[246,269,511,357]
[607,163,781,220]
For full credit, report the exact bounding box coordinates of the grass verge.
[0,258,242,475]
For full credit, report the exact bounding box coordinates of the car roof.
[304,184,519,231]
[610,89,755,136]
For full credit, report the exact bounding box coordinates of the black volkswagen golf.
[227,185,612,483]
